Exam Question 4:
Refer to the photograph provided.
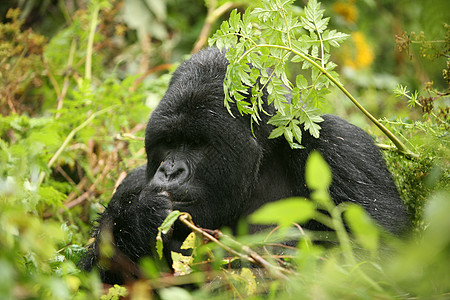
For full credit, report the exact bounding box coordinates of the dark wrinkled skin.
[79,47,410,284]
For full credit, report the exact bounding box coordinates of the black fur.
[79,47,409,284]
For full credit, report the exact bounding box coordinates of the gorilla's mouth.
[157,190,171,199]
[158,190,196,206]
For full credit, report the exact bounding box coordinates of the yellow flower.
[344,31,374,69]
[333,0,358,23]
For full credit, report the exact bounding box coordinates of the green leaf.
[159,210,182,234]
[344,204,380,253]
[159,287,193,300]
[156,210,182,259]
[305,151,332,190]
[249,197,316,228]
[300,107,323,138]
[284,126,294,144]
[322,29,349,48]
[296,74,308,89]
[291,87,300,106]
[268,126,285,139]
[228,9,241,32]
[291,122,303,144]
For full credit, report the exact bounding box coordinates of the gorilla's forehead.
[146,47,248,141]
[149,101,231,137]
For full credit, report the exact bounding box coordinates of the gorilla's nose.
[156,160,190,184]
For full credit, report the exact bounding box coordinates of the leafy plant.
[209,0,412,156]
[0,8,46,115]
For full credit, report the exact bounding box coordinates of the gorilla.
[80,47,409,284]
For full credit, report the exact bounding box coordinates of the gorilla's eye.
[165,137,173,144]
[194,138,201,146]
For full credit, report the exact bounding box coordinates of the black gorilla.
[80,47,409,284]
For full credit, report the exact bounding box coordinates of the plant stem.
[179,213,289,280]
[85,3,100,81]
[192,1,237,53]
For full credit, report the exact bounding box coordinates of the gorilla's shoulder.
[320,114,375,140]
[120,165,147,187]
[108,165,147,208]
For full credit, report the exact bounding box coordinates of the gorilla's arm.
[79,165,172,284]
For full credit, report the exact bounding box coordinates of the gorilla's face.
[144,49,263,230]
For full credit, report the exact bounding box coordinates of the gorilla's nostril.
[156,160,189,183]
[171,169,184,179]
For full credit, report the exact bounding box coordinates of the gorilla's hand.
[79,166,173,284]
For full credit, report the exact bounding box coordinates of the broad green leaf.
[159,210,182,234]
[305,151,332,190]
[156,210,182,259]
[344,204,379,253]
[249,197,315,228]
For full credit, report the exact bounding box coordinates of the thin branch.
[178,213,290,280]
[192,2,237,53]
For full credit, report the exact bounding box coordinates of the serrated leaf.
[292,122,303,144]
[300,108,323,138]
[284,127,293,144]
[315,17,329,33]
[306,121,321,138]
[322,29,349,47]
[268,113,292,126]
[268,126,285,140]
[229,9,241,32]
[296,74,308,89]
[290,142,305,149]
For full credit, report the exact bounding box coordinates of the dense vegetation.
[0,0,448,298]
